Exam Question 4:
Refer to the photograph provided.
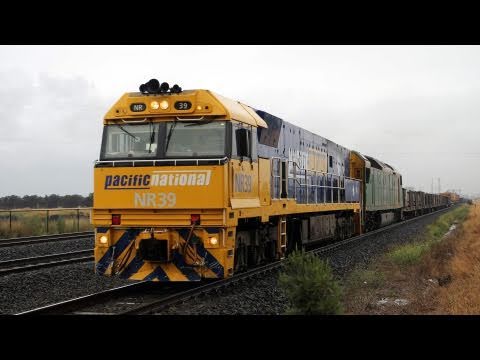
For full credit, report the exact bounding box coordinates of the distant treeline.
[0,193,93,209]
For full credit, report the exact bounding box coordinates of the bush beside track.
[279,250,342,314]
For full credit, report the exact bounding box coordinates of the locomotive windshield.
[101,123,160,159]
[165,121,226,157]
[100,121,226,160]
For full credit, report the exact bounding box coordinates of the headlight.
[150,101,159,110]
[209,236,218,245]
[99,235,108,244]
[160,100,169,110]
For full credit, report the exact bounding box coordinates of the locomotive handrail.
[270,157,361,204]
[270,157,282,199]
[95,157,228,167]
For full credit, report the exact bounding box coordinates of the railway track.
[0,249,93,275]
[0,231,94,248]
[17,206,453,315]
[16,281,200,315]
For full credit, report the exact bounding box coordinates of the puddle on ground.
[376,298,409,306]
[443,224,457,238]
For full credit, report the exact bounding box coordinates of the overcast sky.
[0,45,478,197]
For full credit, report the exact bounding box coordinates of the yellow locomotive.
[92,79,363,281]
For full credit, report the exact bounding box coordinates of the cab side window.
[232,122,257,161]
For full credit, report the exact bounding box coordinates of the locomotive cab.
[92,81,266,281]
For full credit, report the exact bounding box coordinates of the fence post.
[46,210,49,233]
[77,209,80,232]
[9,211,12,233]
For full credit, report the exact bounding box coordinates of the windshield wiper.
[148,121,155,153]
[165,120,177,152]
[117,124,138,140]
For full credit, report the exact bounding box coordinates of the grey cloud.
[0,72,108,196]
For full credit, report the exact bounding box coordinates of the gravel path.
[0,237,93,261]
[0,262,131,314]
[156,210,449,315]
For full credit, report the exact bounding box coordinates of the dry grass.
[0,209,92,238]
[432,202,480,314]
[342,204,476,314]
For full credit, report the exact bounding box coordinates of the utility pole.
[431,178,434,194]
[438,178,441,194]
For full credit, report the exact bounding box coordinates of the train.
[92,79,451,282]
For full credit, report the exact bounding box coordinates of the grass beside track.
[387,205,470,266]
[342,204,476,314]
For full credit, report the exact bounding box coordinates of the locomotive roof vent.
[139,78,182,95]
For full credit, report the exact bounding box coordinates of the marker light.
[197,105,202,110]
[191,214,200,225]
[209,237,218,245]
[150,101,160,110]
[160,100,169,110]
[112,214,121,225]
[99,235,108,244]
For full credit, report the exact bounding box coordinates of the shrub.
[388,243,425,265]
[23,215,44,236]
[56,217,66,233]
[279,250,342,315]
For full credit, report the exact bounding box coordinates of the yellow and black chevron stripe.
[95,227,224,281]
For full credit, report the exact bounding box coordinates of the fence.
[0,208,93,238]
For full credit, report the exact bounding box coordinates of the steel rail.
[0,249,94,275]
[0,231,94,248]
[15,282,149,315]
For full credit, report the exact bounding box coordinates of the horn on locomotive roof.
[170,84,182,93]
[139,79,182,94]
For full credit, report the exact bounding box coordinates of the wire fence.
[0,208,93,238]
